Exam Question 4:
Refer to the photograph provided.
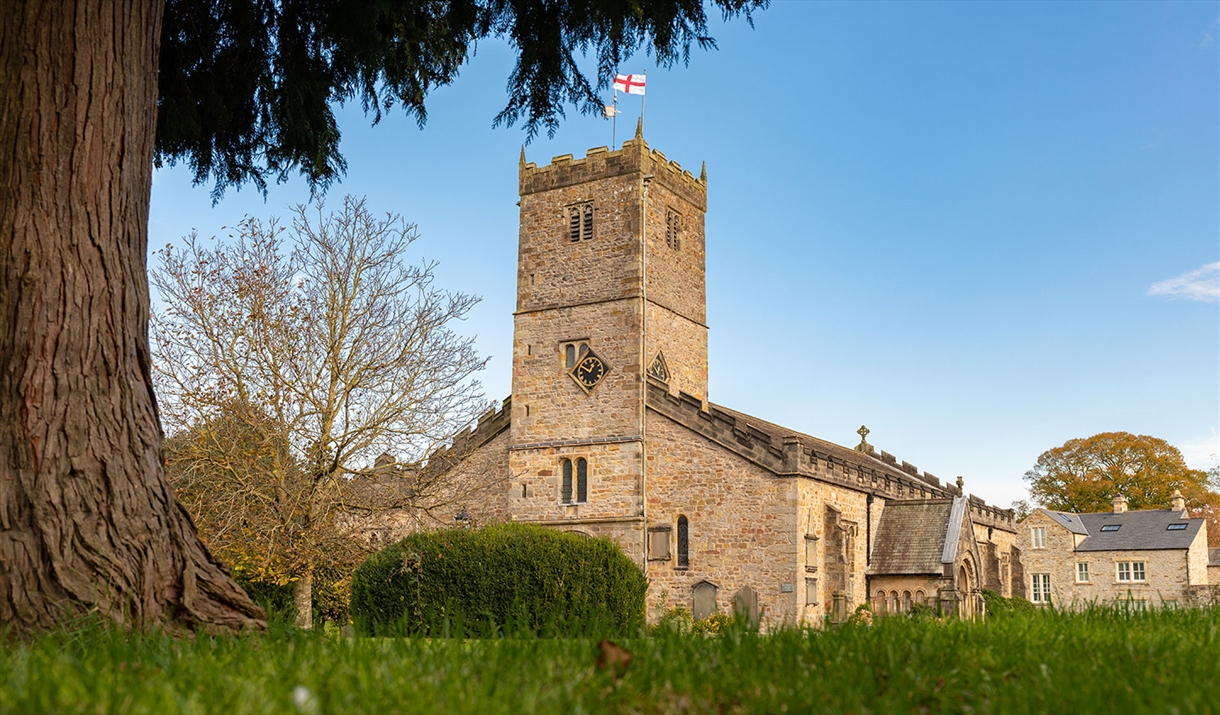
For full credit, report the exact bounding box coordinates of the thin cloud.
[1177,428,1219,471]
[1148,262,1220,302]
[1202,16,1219,48]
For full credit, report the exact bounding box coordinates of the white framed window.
[1031,527,1046,549]
[1120,598,1148,613]
[1031,573,1051,604]
[1116,561,1146,583]
[1076,562,1090,583]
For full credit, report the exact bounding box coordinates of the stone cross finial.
[956,475,964,490]
[855,425,870,452]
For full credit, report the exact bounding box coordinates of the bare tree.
[152,196,487,627]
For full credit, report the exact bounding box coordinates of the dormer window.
[567,202,594,242]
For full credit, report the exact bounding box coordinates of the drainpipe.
[640,173,653,577]
[865,493,874,603]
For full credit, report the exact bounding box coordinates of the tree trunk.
[0,1,264,630]
[293,572,313,630]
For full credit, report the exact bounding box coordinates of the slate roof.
[1042,510,1089,535]
[1071,509,1202,552]
[867,499,956,575]
[1209,548,1220,567]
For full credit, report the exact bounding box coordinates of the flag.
[613,73,646,96]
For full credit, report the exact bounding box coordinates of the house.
[1018,492,1212,609]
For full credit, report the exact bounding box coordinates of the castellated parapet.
[644,378,1016,532]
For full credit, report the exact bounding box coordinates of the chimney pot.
[1171,489,1186,513]
[1112,494,1128,514]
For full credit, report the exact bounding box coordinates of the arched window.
[891,591,900,614]
[565,344,576,369]
[915,590,925,607]
[677,516,689,568]
[874,590,887,614]
[902,591,912,612]
[576,458,588,503]
[561,459,573,503]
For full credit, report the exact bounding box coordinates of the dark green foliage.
[981,588,1038,617]
[350,523,647,636]
[155,0,768,198]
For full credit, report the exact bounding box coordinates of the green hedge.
[350,523,647,637]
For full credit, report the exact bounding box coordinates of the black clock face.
[567,346,609,393]
[574,355,606,388]
[648,352,669,382]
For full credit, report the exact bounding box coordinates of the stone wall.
[643,412,802,625]
[511,302,644,446]
[645,301,708,403]
[1187,523,1210,585]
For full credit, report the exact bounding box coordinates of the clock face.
[568,347,609,393]
[648,351,670,382]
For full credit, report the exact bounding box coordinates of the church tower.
[506,131,708,560]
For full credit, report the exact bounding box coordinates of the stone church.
[370,130,1022,625]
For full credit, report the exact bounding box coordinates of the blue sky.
[149,1,1219,509]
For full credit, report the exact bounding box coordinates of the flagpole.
[640,73,646,136]
[612,88,618,149]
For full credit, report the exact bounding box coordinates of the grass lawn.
[2,607,1218,714]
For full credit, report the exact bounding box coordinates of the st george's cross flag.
[613,73,646,95]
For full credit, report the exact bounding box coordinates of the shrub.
[981,588,1038,617]
[654,606,695,635]
[350,523,647,637]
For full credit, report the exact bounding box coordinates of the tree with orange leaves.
[1024,432,1219,546]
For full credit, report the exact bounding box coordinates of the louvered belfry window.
[567,202,594,242]
[666,208,681,250]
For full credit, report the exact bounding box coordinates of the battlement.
[422,396,512,473]
[969,498,1017,531]
[519,135,707,210]
[646,379,1017,532]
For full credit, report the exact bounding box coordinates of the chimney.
[1112,494,1128,514]
[1171,489,1186,513]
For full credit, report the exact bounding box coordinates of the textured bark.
[292,573,313,630]
[0,1,264,630]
